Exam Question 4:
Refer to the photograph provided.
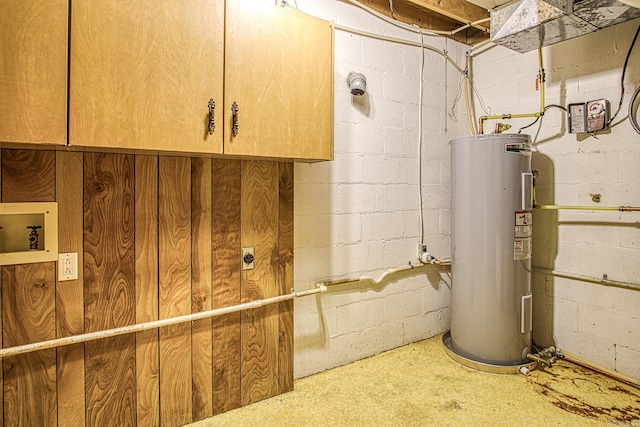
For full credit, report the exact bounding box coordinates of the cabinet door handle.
[231,102,239,137]
[208,99,216,135]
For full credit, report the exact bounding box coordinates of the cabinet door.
[0,0,67,145]
[224,1,333,161]
[70,1,224,154]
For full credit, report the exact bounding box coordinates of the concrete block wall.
[470,20,640,380]
[292,0,470,378]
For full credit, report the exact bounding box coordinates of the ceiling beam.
[339,0,490,45]
[404,0,490,32]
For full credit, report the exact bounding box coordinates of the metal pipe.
[535,204,640,212]
[555,350,640,389]
[478,48,546,134]
[333,24,465,75]
[465,54,477,135]
[533,267,640,291]
[0,285,328,359]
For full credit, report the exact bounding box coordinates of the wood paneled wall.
[0,149,294,426]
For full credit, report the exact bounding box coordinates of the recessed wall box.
[0,202,58,266]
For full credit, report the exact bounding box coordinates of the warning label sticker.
[515,212,532,226]
[515,225,532,238]
[514,237,532,260]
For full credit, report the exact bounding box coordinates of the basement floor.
[191,334,640,427]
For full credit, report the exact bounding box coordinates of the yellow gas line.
[478,48,546,134]
[535,205,640,212]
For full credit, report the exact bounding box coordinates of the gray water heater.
[443,134,534,372]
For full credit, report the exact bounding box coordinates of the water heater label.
[515,225,532,238]
[514,237,532,260]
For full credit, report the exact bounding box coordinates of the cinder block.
[615,345,640,381]
[383,72,420,105]
[363,38,404,75]
[383,184,418,212]
[336,123,385,155]
[382,319,405,349]
[383,127,419,158]
[384,289,423,323]
[382,238,417,268]
[371,211,405,240]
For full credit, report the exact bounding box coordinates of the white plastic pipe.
[0,286,327,359]
[319,260,451,287]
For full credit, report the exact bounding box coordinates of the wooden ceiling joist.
[339,0,490,45]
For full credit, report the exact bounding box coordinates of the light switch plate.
[58,252,78,281]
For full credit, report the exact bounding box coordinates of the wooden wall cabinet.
[69,0,225,154]
[0,0,67,145]
[69,0,333,161]
[224,0,334,161]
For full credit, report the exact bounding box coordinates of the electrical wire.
[418,30,425,246]
[609,24,640,126]
[630,86,640,134]
[518,104,567,133]
[432,256,452,280]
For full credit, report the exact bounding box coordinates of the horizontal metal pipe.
[333,24,466,75]
[535,204,640,212]
[0,286,327,359]
[533,267,640,291]
[556,350,640,389]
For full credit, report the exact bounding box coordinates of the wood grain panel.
[212,159,242,414]
[84,153,136,425]
[191,158,213,420]
[70,0,224,153]
[159,157,192,426]
[1,149,57,426]
[0,149,2,426]
[1,149,55,201]
[278,162,294,393]
[56,151,85,426]
[224,2,333,160]
[135,155,160,427]
[2,264,57,426]
[241,160,280,405]
[0,0,67,144]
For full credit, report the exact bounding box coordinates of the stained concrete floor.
[191,335,640,427]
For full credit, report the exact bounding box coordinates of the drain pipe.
[318,259,451,288]
[554,350,640,389]
[0,286,327,359]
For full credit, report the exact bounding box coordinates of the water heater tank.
[444,134,534,372]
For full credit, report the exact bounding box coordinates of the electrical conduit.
[0,285,328,359]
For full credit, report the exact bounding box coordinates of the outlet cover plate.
[58,252,78,281]
[242,247,254,270]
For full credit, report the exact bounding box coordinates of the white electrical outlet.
[58,252,78,281]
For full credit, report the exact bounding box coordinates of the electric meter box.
[568,99,610,133]
[0,202,58,265]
